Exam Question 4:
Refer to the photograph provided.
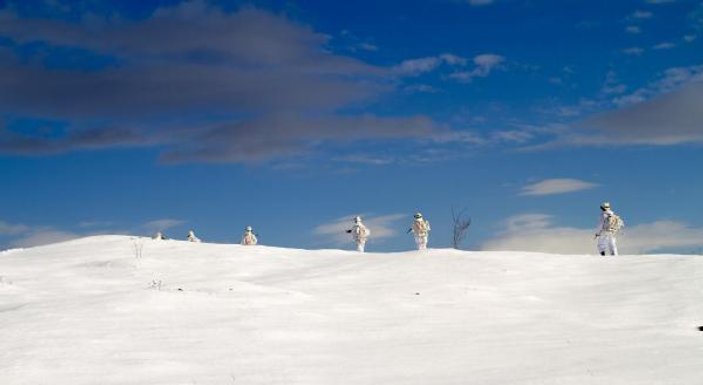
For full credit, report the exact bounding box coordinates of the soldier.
[346,216,370,252]
[409,212,431,250]
[241,226,258,246]
[595,202,624,256]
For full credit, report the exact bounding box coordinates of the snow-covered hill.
[1,235,701,384]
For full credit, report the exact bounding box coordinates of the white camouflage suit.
[596,208,618,256]
[241,227,258,246]
[187,230,201,243]
[411,216,431,250]
[348,217,370,252]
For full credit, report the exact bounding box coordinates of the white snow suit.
[349,222,370,252]
[411,218,431,250]
[241,230,258,246]
[153,231,166,240]
[596,209,618,256]
[187,230,201,243]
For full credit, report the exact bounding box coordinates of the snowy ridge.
[1,235,702,384]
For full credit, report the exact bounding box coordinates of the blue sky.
[1,0,703,253]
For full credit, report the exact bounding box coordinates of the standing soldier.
[409,212,431,250]
[241,226,258,246]
[595,202,624,256]
[346,216,370,252]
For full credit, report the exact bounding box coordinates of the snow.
[1,235,702,384]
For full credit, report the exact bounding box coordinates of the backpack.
[243,232,257,245]
[605,213,624,232]
[353,225,368,238]
[413,220,429,235]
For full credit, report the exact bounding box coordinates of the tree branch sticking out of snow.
[451,207,472,249]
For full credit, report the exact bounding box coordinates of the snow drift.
[1,235,701,384]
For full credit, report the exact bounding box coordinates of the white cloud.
[491,130,534,143]
[430,131,486,145]
[468,0,495,5]
[473,54,504,68]
[392,53,468,76]
[631,10,653,19]
[358,42,378,51]
[683,35,697,42]
[653,42,676,50]
[537,98,600,119]
[548,77,563,85]
[334,154,395,165]
[141,219,185,233]
[393,57,443,76]
[0,220,29,235]
[601,70,627,95]
[481,214,703,254]
[313,214,406,246]
[403,84,440,93]
[10,229,81,248]
[626,25,642,34]
[520,178,598,196]
[78,220,114,228]
[1,217,187,249]
[623,47,645,55]
[439,53,468,66]
[449,54,504,82]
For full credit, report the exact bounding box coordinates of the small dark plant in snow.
[451,207,472,249]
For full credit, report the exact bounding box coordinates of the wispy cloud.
[141,219,185,233]
[653,42,676,50]
[10,229,82,248]
[392,53,468,76]
[313,214,406,246]
[626,25,642,34]
[334,154,395,165]
[358,42,379,51]
[0,218,83,248]
[630,10,653,19]
[623,47,645,55]
[520,178,598,196]
[467,0,495,6]
[601,70,627,95]
[0,220,29,235]
[481,214,703,254]
[0,217,192,249]
[646,0,675,4]
[403,84,440,93]
[448,54,505,82]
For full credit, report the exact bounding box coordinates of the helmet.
[600,202,611,210]
[353,216,361,223]
[245,226,252,231]
[414,212,423,219]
